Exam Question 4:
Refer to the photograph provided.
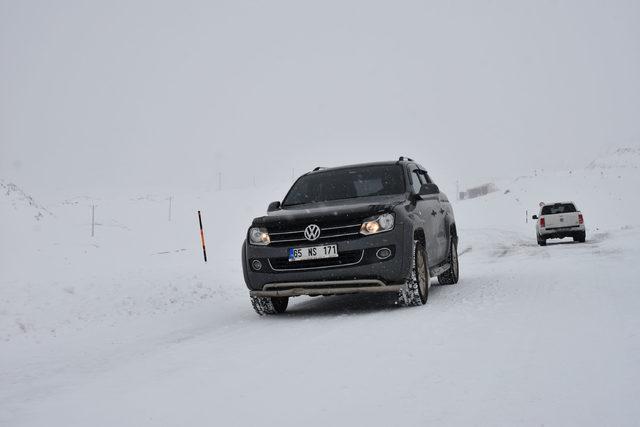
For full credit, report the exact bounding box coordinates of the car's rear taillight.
[578,214,584,224]
[540,217,546,228]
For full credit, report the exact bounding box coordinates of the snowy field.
[2,148,640,426]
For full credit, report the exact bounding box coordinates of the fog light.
[251,259,263,271]
[376,248,392,260]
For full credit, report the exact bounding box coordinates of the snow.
[2,149,640,426]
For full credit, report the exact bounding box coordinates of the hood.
[252,195,406,231]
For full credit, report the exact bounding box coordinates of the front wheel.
[438,237,459,285]
[250,296,289,315]
[399,240,429,306]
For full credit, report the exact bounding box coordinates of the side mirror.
[418,183,440,196]
[267,201,281,212]
[532,215,538,220]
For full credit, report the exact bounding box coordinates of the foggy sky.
[1,0,639,196]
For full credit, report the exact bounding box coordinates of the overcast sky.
[1,0,639,196]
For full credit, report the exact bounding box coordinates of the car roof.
[541,201,576,206]
[307,160,412,174]
[540,202,578,211]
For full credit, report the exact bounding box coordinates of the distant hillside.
[0,180,53,221]
[586,146,640,170]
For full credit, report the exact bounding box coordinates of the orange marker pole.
[198,210,207,262]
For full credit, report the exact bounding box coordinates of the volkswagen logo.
[304,224,321,241]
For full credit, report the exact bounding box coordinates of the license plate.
[289,244,338,262]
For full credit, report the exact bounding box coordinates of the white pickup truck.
[532,202,586,246]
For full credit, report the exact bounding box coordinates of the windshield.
[282,165,406,206]
[541,203,577,215]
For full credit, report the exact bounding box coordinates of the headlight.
[360,213,395,235]
[249,227,270,245]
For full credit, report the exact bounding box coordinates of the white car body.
[533,201,586,245]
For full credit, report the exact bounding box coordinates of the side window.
[410,170,422,194]
[423,172,433,184]
[417,171,427,185]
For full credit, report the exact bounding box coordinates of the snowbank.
[2,151,640,426]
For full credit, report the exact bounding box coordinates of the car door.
[408,165,440,267]
[423,171,448,263]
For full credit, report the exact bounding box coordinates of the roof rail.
[398,156,414,162]
[312,166,326,171]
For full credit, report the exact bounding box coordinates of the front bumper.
[242,223,411,293]
[250,279,404,297]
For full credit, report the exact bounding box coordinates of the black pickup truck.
[241,158,459,315]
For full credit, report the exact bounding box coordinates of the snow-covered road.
[2,151,640,426]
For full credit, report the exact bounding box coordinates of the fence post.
[91,205,95,237]
[198,211,207,262]
[168,196,172,221]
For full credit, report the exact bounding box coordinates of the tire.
[399,240,429,306]
[250,296,289,315]
[438,236,459,285]
[573,232,586,243]
[537,235,547,246]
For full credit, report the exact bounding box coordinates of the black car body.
[242,158,459,314]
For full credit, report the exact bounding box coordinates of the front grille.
[269,223,362,245]
[268,250,363,271]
